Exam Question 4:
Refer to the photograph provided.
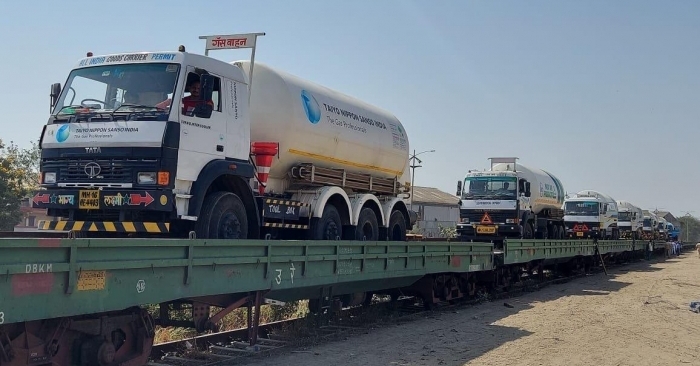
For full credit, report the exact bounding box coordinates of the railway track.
[148,251,652,366]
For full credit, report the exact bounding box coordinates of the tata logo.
[84,162,102,178]
[85,147,101,154]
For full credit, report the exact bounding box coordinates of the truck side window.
[211,77,221,112]
[181,72,222,117]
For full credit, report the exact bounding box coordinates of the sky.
[0,0,698,217]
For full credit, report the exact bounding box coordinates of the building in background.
[14,197,53,232]
[404,186,460,238]
[654,210,680,228]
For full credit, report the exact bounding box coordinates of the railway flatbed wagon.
[0,237,493,366]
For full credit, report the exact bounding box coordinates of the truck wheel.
[387,210,407,241]
[523,222,534,239]
[312,204,342,240]
[355,207,379,241]
[195,191,249,239]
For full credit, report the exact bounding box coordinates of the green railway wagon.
[0,237,495,366]
[0,238,493,325]
[499,239,639,266]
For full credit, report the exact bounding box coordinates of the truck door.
[178,67,226,159]
[222,77,250,161]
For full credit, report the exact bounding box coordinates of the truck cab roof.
[73,50,249,86]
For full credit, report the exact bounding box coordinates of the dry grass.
[151,300,310,344]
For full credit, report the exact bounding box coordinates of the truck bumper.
[456,223,521,241]
[31,188,173,211]
[31,188,174,234]
[37,220,170,233]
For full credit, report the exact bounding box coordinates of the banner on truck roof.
[203,34,258,50]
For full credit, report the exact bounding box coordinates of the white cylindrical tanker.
[233,61,411,186]
[490,162,566,215]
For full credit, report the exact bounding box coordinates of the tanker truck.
[616,200,643,239]
[32,32,415,241]
[656,217,669,241]
[667,222,680,240]
[455,157,566,246]
[641,210,659,240]
[563,190,619,239]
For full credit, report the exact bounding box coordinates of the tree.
[3,140,40,191]
[0,140,41,231]
[678,215,700,243]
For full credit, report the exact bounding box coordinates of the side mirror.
[524,182,531,197]
[456,180,462,196]
[50,83,61,110]
[194,74,215,119]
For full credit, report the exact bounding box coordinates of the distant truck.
[657,217,669,241]
[616,200,643,239]
[563,190,619,239]
[641,211,659,240]
[667,222,680,239]
[33,33,415,241]
[455,157,566,245]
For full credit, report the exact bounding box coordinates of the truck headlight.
[138,172,157,184]
[460,217,470,223]
[506,219,516,223]
[43,172,56,184]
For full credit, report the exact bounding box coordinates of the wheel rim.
[219,211,242,239]
[324,221,340,240]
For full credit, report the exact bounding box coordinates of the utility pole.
[681,211,696,242]
[408,149,435,211]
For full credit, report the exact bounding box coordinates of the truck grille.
[43,158,159,183]
[460,210,515,224]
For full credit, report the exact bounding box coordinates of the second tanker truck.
[32,32,415,241]
[563,190,620,239]
[455,157,566,246]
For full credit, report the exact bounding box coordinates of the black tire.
[387,210,407,241]
[355,207,379,241]
[195,191,249,239]
[312,204,343,240]
[523,222,534,239]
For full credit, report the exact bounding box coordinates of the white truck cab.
[563,190,619,239]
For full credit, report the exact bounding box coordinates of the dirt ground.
[249,251,700,366]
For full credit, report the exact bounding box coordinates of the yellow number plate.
[78,190,100,209]
[476,225,496,234]
[576,231,584,237]
[77,270,106,291]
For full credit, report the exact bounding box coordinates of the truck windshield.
[53,63,180,118]
[618,212,632,221]
[643,219,652,227]
[564,201,599,216]
[463,176,517,199]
